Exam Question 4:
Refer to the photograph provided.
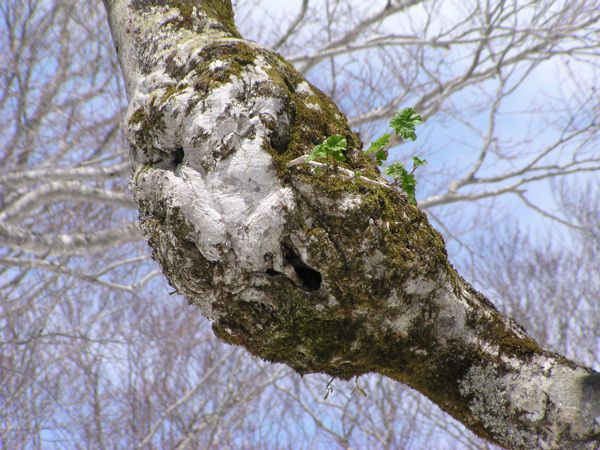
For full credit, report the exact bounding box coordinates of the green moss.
[293,169,448,280]
[129,108,145,125]
[489,318,543,356]
[210,263,369,378]
[199,0,241,37]
[499,334,542,356]
[171,0,194,25]
[270,315,368,377]
[132,0,241,37]
[128,96,167,161]
[466,306,543,358]
[160,83,188,103]
[192,41,258,92]
[245,51,380,180]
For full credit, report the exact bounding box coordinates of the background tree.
[1,0,599,448]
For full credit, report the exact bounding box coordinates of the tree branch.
[0,221,141,255]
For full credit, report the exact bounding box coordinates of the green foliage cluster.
[389,108,422,141]
[384,156,427,205]
[307,135,347,162]
[307,108,426,204]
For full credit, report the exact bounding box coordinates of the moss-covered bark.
[103,1,600,448]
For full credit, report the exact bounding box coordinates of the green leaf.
[385,162,408,179]
[308,134,347,162]
[400,173,417,204]
[366,133,391,165]
[412,156,427,168]
[389,108,422,141]
[309,146,327,160]
[385,162,418,204]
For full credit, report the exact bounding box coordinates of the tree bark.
[102,1,600,447]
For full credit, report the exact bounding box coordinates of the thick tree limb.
[102,1,600,447]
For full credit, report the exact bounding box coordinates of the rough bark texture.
[102,1,600,448]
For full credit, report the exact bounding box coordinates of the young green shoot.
[385,156,427,205]
[366,133,391,165]
[389,107,422,141]
[307,134,347,162]
[305,108,426,204]
[372,108,426,204]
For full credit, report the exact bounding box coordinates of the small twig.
[324,376,335,399]
[286,155,404,195]
[351,375,368,397]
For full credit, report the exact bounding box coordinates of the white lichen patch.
[503,356,552,424]
[385,289,402,308]
[208,59,227,71]
[460,364,537,448]
[460,355,600,448]
[338,194,362,212]
[432,284,468,341]
[382,289,423,338]
[508,356,600,447]
[295,81,315,96]
[403,277,436,296]
[129,51,296,292]
[294,81,322,111]
[361,247,386,278]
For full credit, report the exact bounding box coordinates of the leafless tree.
[1,0,599,448]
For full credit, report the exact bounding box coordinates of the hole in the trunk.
[172,147,184,166]
[282,241,322,291]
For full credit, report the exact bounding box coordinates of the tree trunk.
[102,1,600,447]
